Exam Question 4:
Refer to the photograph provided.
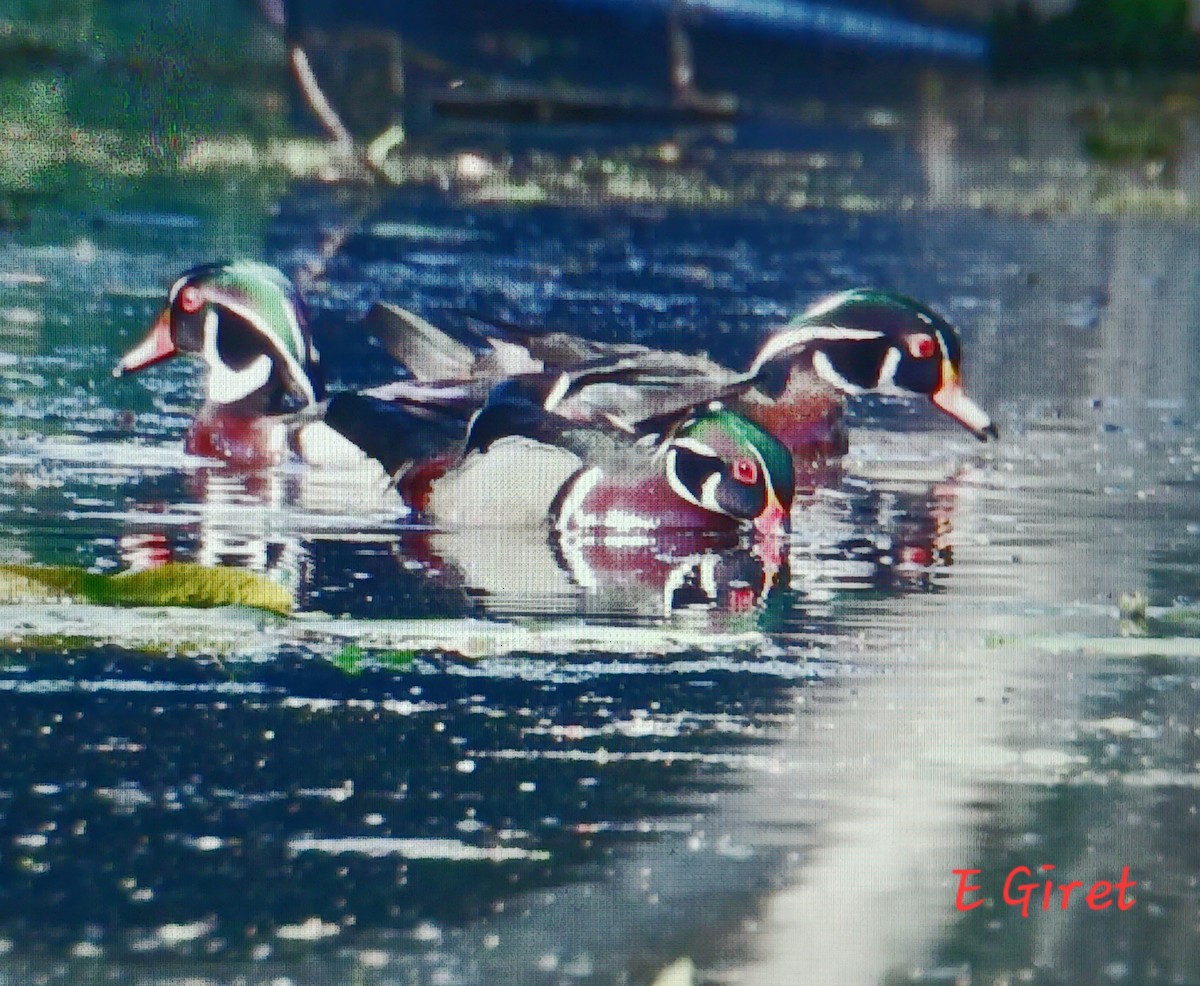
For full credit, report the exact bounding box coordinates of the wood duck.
[113,261,410,471]
[331,389,794,537]
[369,287,998,458]
[115,261,325,469]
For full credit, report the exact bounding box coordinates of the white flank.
[427,437,582,528]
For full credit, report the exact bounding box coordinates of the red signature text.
[953,865,1136,917]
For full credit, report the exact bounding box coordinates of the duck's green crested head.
[666,406,794,536]
[748,288,997,441]
[115,260,324,413]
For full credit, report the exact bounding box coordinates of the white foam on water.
[287,836,549,862]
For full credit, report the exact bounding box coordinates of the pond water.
[1,69,1199,985]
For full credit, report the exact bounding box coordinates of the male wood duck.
[115,261,325,469]
[113,261,417,471]
[332,390,794,537]
[369,287,999,458]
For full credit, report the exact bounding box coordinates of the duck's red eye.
[733,456,759,485]
[907,333,936,359]
[178,285,204,314]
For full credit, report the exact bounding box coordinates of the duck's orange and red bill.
[932,361,998,441]
[113,307,176,377]
[753,496,789,539]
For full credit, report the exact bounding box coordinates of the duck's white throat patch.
[202,310,274,405]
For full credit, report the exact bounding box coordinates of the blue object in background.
[565,0,987,58]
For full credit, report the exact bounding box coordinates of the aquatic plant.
[0,563,293,615]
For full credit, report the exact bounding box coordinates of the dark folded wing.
[323,391,470,475]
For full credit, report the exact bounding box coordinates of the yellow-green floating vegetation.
[0,563,293,615]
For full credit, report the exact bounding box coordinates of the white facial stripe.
[544,371,571,411]
[671,437,717,457]
[201,309,273,405]
[812,351,863,395]
[749,325,884,376]
[168,275,189,302]
[700,473,723,512]
[877,347,904,394]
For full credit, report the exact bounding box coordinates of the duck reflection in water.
[109,462,961,648]
[394,527,782,625]
[113,462,787,626]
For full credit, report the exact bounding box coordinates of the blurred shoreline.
[4,1,1200,233]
